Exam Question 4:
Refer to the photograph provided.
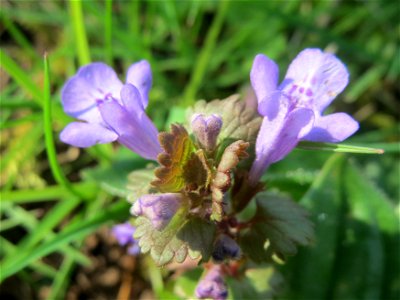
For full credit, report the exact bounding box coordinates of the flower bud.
[191,114,223,151]
[195,265,228,300]
[130,193,182,231]
[212,234,241,262]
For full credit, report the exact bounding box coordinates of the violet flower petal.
[61,63,123,123]
[250,54,279,110]
[127,243,141,256]
[249,107,314,183]
[97,92,160,160]
[257,90,287,119]
[249,49,357,184]
[126,60,152,109]
[59,122,118,147]
[303,112,359,143]
[112,222,136,246]
[282,48,349,114]
[120,83,145,114]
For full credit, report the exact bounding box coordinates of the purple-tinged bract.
[60,61,161,160]
[249,48,359,183]
[130,193,182,231]
[195,265,228,300]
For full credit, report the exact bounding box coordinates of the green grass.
[1,1,398,299]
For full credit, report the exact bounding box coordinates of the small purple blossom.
[60,61,161,160]
[249,48,359,183]
[112,222,140,255]
[130,193,182,231]
[212,234,241,262]
[191,114,223,151]
[195,265,228,300]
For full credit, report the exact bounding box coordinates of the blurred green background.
[1,1,399,299]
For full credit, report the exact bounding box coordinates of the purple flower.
[191,114,223,151]
[130,193,182,231]
[249,49,359,183]
[112,222,140,255]
[195,265,228,300]
[212,234,241,262]
[60,61,161,160]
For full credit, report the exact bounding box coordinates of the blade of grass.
[0,237,57,278]
[43,54,82,198]
[18,196,81,249]
[69,0,91,65]
[182,0,230,106]
[0,201,129,281]
[297,142,384,154]
[0,114,42,130]
[47,190,112,299]
[105,0,113,64]
[46,255,75,300]
[0,123,42,173]
[0,14,37,59]
[1,202,90,267]
[0,99,40,110]
[0,49,42,105]
[1,182,97,203]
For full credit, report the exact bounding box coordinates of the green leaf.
[134,211,216,266]
[186,94,262,144]
[152,124,196,192]
[281,154,345,299]
[227,265,283,300]
[126,168,158,203]
[0,201,129,282]
[82,152,148,197]
[239,192,314,262]
[297,141,385,154]
[173,268,203,299]
[344,160,398,234]
[330,160,398,300]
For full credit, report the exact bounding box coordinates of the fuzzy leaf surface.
[134,211,216,266]
[211,140,249,221]
[152,124,195,192]
[227,265,284,300]
[187,94,262,144]
[126,168,157,203]
[239,192,314,261]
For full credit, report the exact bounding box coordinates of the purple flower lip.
[249,48,359,183]
[59,61,161,160]
[130,193,183,231]
[195,265,228,300]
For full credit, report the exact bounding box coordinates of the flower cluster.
[60,48,358,300]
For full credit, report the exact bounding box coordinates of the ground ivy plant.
[60,48,360,299]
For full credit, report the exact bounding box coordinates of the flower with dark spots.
[249,49,359,183]
[60,61,161,160]
[112,222,140,256]
[191,113,223,152]
[195,265,228,300]
[130,193,183,231]
[212,234,241,262]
